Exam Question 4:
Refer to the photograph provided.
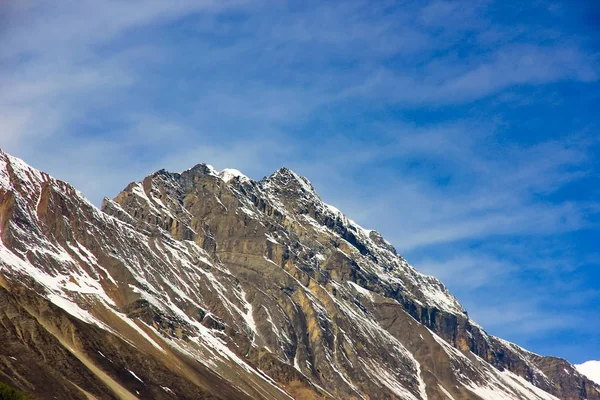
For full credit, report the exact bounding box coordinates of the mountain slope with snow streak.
[0,149,598,400]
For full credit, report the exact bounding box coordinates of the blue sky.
[1,0,599,363]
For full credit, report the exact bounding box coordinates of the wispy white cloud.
[2,0,596,166]
[342,44,597,105]
[0,0,599,361]
[418,254,516,289]
[471,302,582,336]
[294,122,598,253]
[0,0,247,60]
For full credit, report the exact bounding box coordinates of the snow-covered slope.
[577,361,600,385]
[0,149,599,400]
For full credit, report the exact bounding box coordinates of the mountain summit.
[0,149,598,399]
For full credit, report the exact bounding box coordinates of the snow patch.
[576,360,600,385]
[239,287,257,341]
[438,384,456,400]
[219,168,250,183]
[347,281,374,302]
[128,369,144,383]
[161,386,175,394]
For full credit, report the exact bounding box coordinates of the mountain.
[0,148,598,400]
[576,361,600,386]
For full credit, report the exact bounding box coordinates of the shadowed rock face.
[0,150,598,400]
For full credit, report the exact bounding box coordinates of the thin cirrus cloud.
[0,0,599,363]
[308,127,596,251]
[343,44,597,105]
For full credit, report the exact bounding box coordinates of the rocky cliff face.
[0,149,598,400]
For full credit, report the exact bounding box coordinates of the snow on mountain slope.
[577,361,600,385]
[0,149,599,400]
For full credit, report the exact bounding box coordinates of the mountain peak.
[0,150,52,202]
[219,168,250,183]
[2,149,598,400]
[262,166,318,197]
[184,162,219,177]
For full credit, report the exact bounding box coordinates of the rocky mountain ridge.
[0,149,598,399]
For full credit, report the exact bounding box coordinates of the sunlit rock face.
[0,149,598,400]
